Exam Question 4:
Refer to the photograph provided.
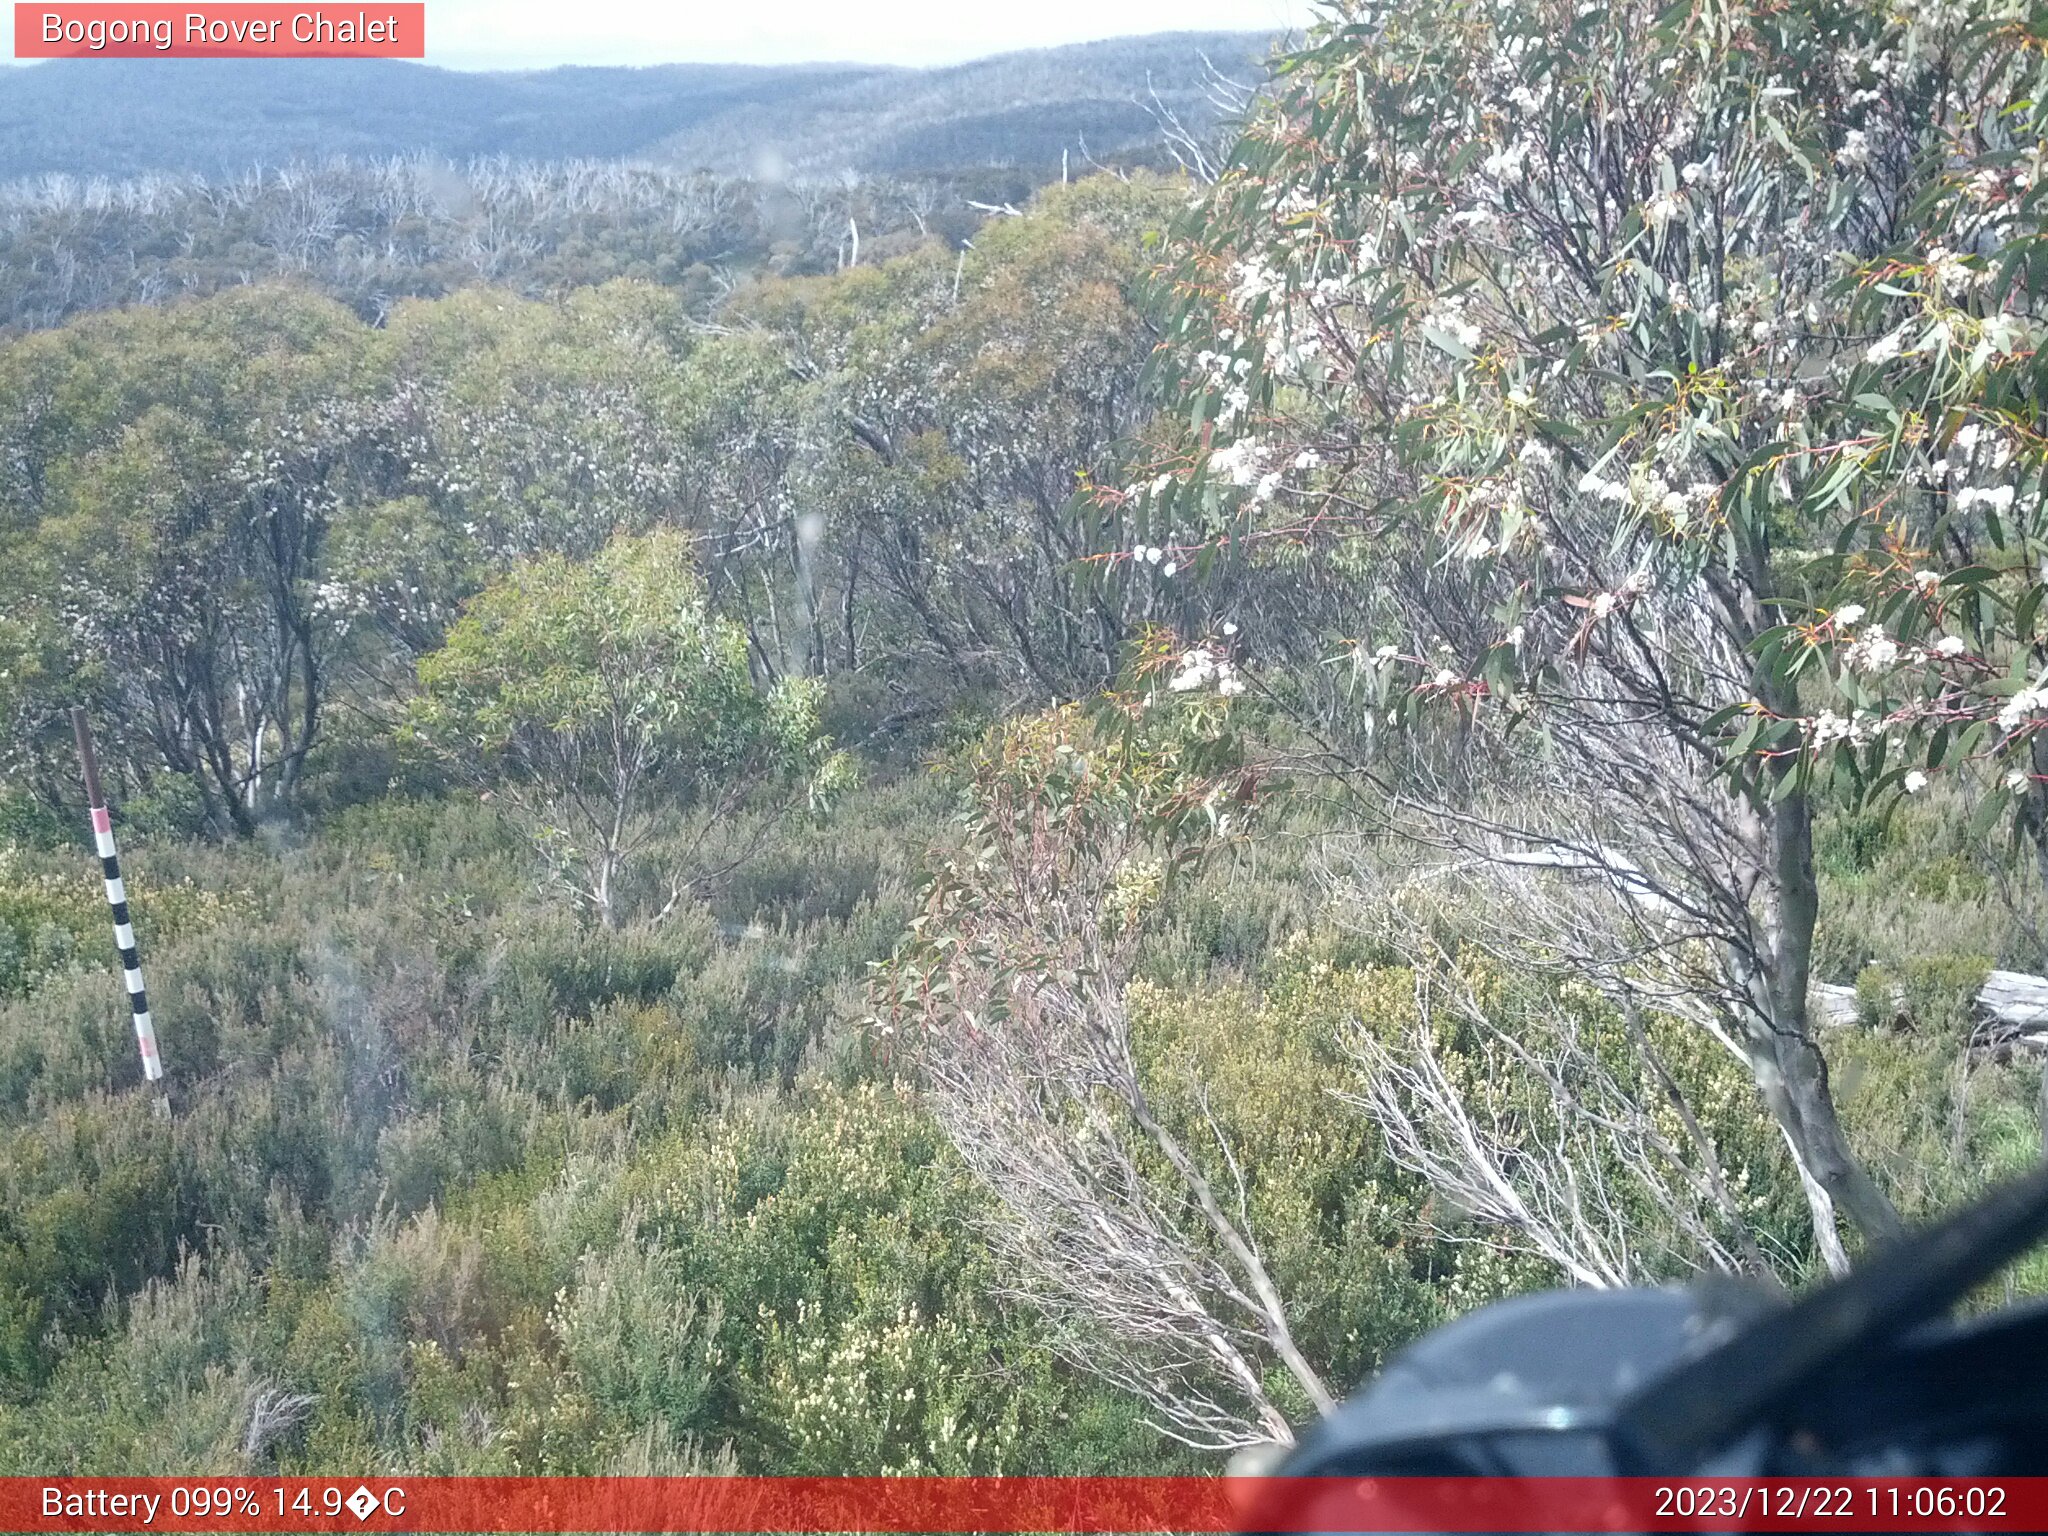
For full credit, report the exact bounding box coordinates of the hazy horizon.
[2,1,1313,69]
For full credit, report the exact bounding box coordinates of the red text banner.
[15,4,424,57]
[5,1476,2048,1533]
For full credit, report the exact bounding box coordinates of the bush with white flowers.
[1111,0,2048,1261]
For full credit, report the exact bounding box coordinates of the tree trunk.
[1746,1028,1900,1274]
[593,848,619,930]
[2023,731,2048,893]
[842,548,860,674]
[1752,775,1903,1266]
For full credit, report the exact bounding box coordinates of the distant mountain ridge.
[651,33,1274,178]
[0,32,1275,182]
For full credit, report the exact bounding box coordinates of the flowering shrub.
[1121,0,2048,836]
[0,848,251,1000]
[1108,0,2048,1262]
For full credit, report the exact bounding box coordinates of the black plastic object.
[1261,1159,2048,1507]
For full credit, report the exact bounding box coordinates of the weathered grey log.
[1812,982,1861,1031]
[1810,971,2048,1053]
[1980,971,2048,1030]
[1974,970,2048,1055]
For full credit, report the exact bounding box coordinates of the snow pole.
[71,707,164,1085]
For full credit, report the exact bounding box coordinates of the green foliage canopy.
[407,529,839,924]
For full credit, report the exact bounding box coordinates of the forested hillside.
[0,31,1265,334]
[0,156,1027,331]
[5,0,2048,1479]
[646,33,1265,178]
[0,33,1265,181]
[0,59,869,177]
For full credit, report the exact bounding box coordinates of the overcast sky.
[5,0,1316,68]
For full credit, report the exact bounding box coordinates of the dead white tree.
[919,973,1329,1449]
[1812,970,2048,1053]
[1136,54,1259,184]
[899,181,943,239]
[888,715,1333,1451]
[669,174,734,241]
[240,1384,317,1467]
[1338,939,1788,1290]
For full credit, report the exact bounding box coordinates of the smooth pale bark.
[1747,761,1904,1272]
[1126,1088,1336,1424]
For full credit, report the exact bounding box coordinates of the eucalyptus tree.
[406,529,844,928]
[0,287,392,832]
[1734,12,2048,888]
[722,176,1184,703]
[1119,0,2040,1267]
[323,282,703,672]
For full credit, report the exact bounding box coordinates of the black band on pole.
[70,707,164,1084]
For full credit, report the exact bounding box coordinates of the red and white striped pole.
[71,707,164,1083]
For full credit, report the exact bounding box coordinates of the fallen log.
[1812,971,2048,1054]
[1812,982,1861,1031]
[1980,970,2048,1031]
